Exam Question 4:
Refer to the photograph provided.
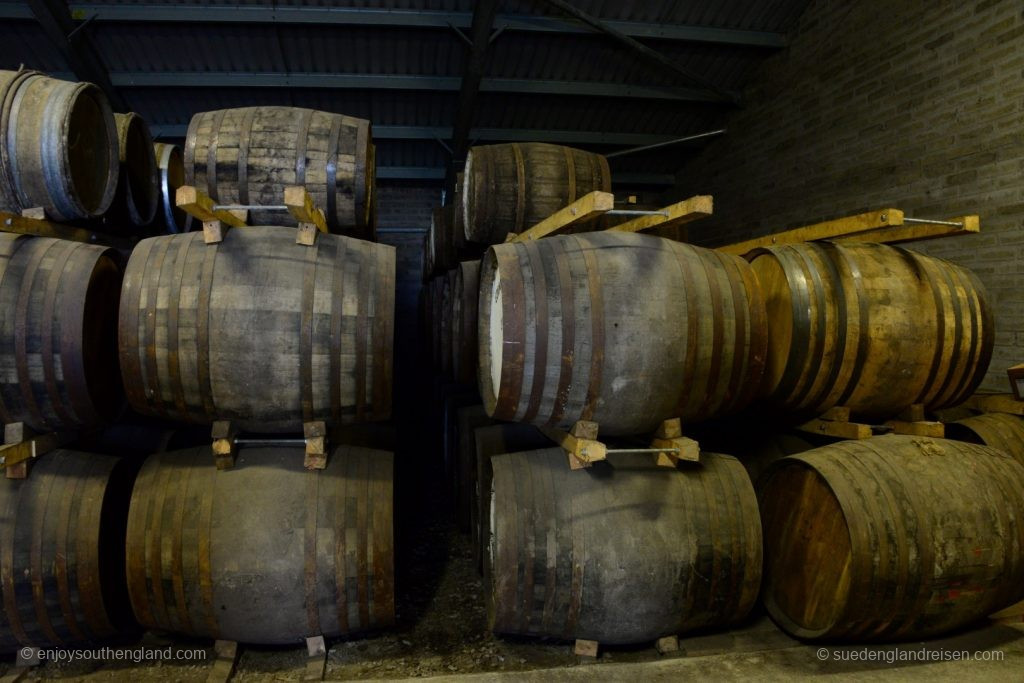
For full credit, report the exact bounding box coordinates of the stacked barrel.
[424,142,768,647]
[0,71,395,655]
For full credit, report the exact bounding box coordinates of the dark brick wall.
[672,0,1024,390]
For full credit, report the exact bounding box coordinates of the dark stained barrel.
[428,206,456,275]
[153,143,193,234]
[125,445,394,645]
[479,232,768,435]
[429,276,445,371]
[0,70,119,220]
[185,106,373,238]
[760,435,1024,641]
[439,269,457,380]
[454,404,493,532]
[0,234,123,431]
[112,113,159,228]
[463,143,611,245]
[453,172,466,251]
[750,242,993,419]
[0,450,136,653]
[452,260,480,386]
[472,423,550,575]
[488,449,762,644]
[118,226,395,432]
[947,413,1024,466]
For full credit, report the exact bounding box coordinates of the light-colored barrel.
[947,412,1024,466]
[185,106,373,238]
[463,143,611,245]
[118,226,395,432]
[125,445,395,644]
[0,234,123,431]
[0,70,119,220]
[112,112,158,227]
[750,242,992,419]
[153,142,193,233]
[479,232,767,435]
[488,449,762,643]
[760,435,1024,641]
[0,450,135,653]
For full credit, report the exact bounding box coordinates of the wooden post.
[303,635,328,681]
[205,640,240,683]
[211,421,238,470]
[650,418,700,467]
[574,638,599,658]
[541,420,607,470]
[304,421,328,470]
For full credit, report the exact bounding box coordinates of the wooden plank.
[284,186,329,234]
[716,208,904,256]
[0,210,130,248]
[0,432,71,477]
[607,194,713,234]
[886,420,945,437]
[835,214,979,245]
[965,393,1024,416]
[574,638,599,658]
[508,191,614,242]
[206,640,239,683]
[176,186,249,227]
[796,417,872,440]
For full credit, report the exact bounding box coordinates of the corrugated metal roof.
[0,0,812,184]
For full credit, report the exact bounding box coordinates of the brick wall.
[672,0,1024,390]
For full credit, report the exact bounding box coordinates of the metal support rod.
[233,437,308,447]
[606,129,726,158]
[603,448,681,455]
[605,209,669,217]
[212,204,288,211]
[902,217,965,227]
[538,0,739,103]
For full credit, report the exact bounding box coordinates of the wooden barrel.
[0,450,136,653]
[947,413,1024,466]
[463,143,611,245]
[125,445,394,645]
[750,242,992,419]
[429,277,445,371]
[452,260,480,386]
[760,435,1024,641]
[118,226,395,432]
[0,70,119,220]
[153,142,193,234]
[112,113,158,227]
[472,423,550,576]
[185,107,373,238]
[0,234,123,431]
[428,206,456,275]
[453,172,466,250]
[479,232,767,435]
[488,449,762,643]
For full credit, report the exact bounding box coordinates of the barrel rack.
[499,190,713,472]
[174,185,340,680]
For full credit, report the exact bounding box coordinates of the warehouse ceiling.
[0,0,812,192]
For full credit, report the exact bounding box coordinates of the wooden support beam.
[304,421,328,470]
[574,638,600,658]
[606,194,713,234]
[796,406,872,440]
[176,186,249,227]
[964,393,1024,416]
[0,210,132,248]
[835,214,980,245]
[717,209,905,256]
[650,418,700,467]
[206,640,240,683]
[540,420,607,470]
[284,185,329,235]
[303,636,328,681]
[507,191,614,242]
[211,421,238,470]
[0,426,72,478]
